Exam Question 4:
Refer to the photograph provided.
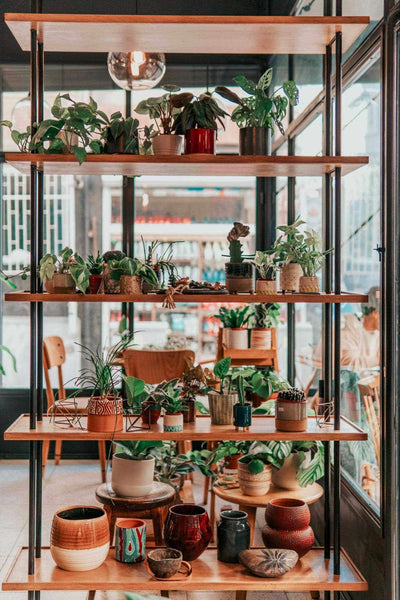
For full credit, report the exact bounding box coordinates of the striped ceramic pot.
[115,518,146,563]
[163,413,184,432]
[238,460,272,496]
[50,506,109,571]
[208,391,237,425]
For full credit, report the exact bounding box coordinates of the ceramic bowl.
[147,548,183,579]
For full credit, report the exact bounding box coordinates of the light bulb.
[107,52,166,91]
[11,93,51,131]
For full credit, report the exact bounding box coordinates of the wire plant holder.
[314,398,334,428]
[125,405,151,431]
[48,394,84,429]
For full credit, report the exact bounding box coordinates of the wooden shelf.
[4,414,368,442]
[2,546,367,592]
[5,153,369,177]
[5,14,370,55]
[4,291,368,304]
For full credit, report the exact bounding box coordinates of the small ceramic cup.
[147,548,191,579]
[115,518,146,563]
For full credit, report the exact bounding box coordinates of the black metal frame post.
[287,55,296,386]
[122,90,135,335]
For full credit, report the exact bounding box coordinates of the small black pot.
[239,127,271,155]
[225,262,254,293]
[234,403,252,428]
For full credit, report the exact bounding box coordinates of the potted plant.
[238,442,274,496]
[152,441,195,493]
[248,368,290,408]
[108,257,159,295]
[102,250,126,293]
[264,440,324,491]
[207,357,237,425]
[224,222,254,293]
[141,238,180,291]
[207,440,251,471]
[87,251,103,294]
[252,249,279,294]
[249,302,280,349]
[74,337,133,433]
[181,362,209,423]
[233,375,252,429]
[39,247,89,294]
[100,112,139,154]
[173,91,228,154]
[135,85,193,155]
[275,387,307,432]
[215,306,252,349]
[298,230,332,293]
[111,440,163,497]
[161,384,188,432]
[215,68,299,155]
[274,217,306,292]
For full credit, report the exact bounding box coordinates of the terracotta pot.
[238,459,272,496]
[249,391,278,408]
[280,263,302,292]
[271,453,310,491]
[250,328,272,349]
[164,413,184,432]
[164,504,212,561]
[52,273,76,294]
[88,274,102,294]
[103,265,120,294]
[183,399,196,423]
[224,453,242,471]
[50,505,109,571]
[228,328,248,349]
[44,278,54,294]
[120,274,142,295]
[239,126,271,155]
[208,391,237,425]
[141,403,161,425]
[262,498,314,558]
[225,262,254,293]
[112,453,155,497]
[152,134,183,155]
[184,128,215,154]
[275,398,307,432]
[299,276,320,293]
[256,279,277,295]
[233,403,252,428]
[87,396,123,433]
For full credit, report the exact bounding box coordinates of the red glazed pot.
[262,498,314,558]
[141,404,161,425]
[184,128,215,154]
[89,274,102,294]
[164,504,212,561]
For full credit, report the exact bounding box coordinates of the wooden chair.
[42,336,106,482]
[121,348,195,383]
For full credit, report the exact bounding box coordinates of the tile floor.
[0,459,311,600]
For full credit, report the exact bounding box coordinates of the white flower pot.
[152,134,183,155]
[111,454,155,498]
[163,413,184,432]
[228,328,248,349]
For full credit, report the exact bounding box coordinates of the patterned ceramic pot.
[299,275,320,293]
[164,504,212,561]
[256,279,277,295]
[50,505,109,571]
[164,413,184,432]
[87,396,123,433]
[262,498,314,558]
[238,460,272,496]
[250,328,272,349]
[275,398,307,432]
[112,454,155,498]
[279,263,302,292]
[115,518,146,563]
[120,274,142,295]
[225,262,255,293]
[208,391,237,425]
[217,510,250,563]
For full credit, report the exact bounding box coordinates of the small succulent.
[87,252,103,275]
[277,387,305,402]
[102,250,126,263]
[227,222,252,263]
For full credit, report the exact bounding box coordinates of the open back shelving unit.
[2,7,371,600]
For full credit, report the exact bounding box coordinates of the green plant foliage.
[114,440,163,460]
[252,249,278,280]
[298,230,333,277]
[135,85,193,135]
[0,345,17,376]
[261,440,325,486]
[152,441,194,489]
[39,247,89,293]
[226,222,252,263]
[215,306,252,328]
[173,91,228,132]
[251,303,280,329]
[87,252,103,275]
[213,356,231,380]
[108,257,159,287]
[274,216,307,266]
[101,111,140,154]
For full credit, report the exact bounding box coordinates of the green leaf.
[257,68,273,91]
[213,356,231,379]
[0,345,17,373]
[247,458,265,474]
[233,75,257,95]
[73,146,87,165]
[195,400,209,415]
[89,140,103,154]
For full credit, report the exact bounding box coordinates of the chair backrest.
[122,349,195,384]
[357,374,380,466]
[43,336,67,409]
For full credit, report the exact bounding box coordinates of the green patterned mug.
[115,518,146,563]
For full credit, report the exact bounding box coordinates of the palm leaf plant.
[0,345,17,376]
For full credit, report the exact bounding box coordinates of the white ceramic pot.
[271,452,311,490]
[256,279,277,295]
[280,263,302,292]
[228,328,248,349]
[299,276,320,293]
[152,134,183,155]
[163,413,184,432]
[112,454,155,498]
[250,328,272,349]
[238,461,272,496]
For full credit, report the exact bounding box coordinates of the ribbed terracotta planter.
[163,413,184,432]
[238,460,272,496]
[112,454,155,498]
[250,328,272,349]
[208,391,236,425]
[275,399,307,432]
[52,273,76,294]
[228,328,248,349]
[280,263,302,292]
[120,275,142,295]
[262,498,314,558]
[50,505,109,571]
[152,134,183,155]
[256,279,277,295]
[299,276,320,293]
[87,397,123,433]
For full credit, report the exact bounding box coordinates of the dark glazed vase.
[239,127,271,155]
[88,274,102,294]
[217,510,250,563]
[141,403,161,425]
[233,403,252,428]
[183,399,196,423]
[164,504,212,561]
[185,128,215,154]
[262,498,314,558]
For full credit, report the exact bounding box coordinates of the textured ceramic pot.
[271,453,310,491]
[299,275,320,293]
[147,548,184,578]
[87,397,123,433]
[217,510,250,563]
[184,128,215,154]
[164,413,184,432]
[233,403,252,428]
[208,391,236,425]
[250,328,272,349]
[164,504,212,561]
[256,279,277,295]
[115,518,146,563]
[141,403,161,425]
[152,134,183,155]
[228,328,248,349]
[238,459,272,496]
[262,498,314,558]
[183,399,196,423]
[280,263,302,292]
[225,262,254,293]
[50,506,109,572]
[120,274,142,295]
[239,127,271,155]
[52,273,76,294]
[103,265,120,294]
[239,548,299,578]
[88,274,102,294]
[112,453,155,498]
[275,398,307,432]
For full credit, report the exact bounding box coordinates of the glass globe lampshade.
[11,93,51,132]
[107,51,166,91]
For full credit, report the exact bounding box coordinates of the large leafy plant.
[216,67,299,134]
[298,230,333,277]
[274,216,307,267]
[261,440,325,487]
[215,305,252,328]
[151,441,194,488]
[173,91,228,132]
[108,257,159,288]
[100,111,139,153]
[39,247,90,294]
[239,441,276,474]
[135,85,194,135]
[114,440,163,461]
